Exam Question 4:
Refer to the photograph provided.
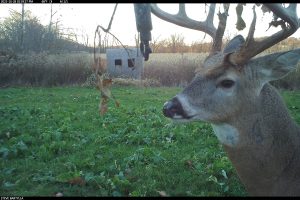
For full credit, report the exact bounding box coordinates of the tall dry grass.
[143,53,207,87]
[1,51,299,89]
[0,52,94,87]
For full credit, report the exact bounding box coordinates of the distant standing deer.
[151,4,300,196]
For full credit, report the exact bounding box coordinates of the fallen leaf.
[55,192,64,197]
[157,190,168,197]
[68,177,86,186]
[185,160,195,169]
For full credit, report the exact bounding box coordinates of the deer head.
[153,4,300,195]
[154,4,300,125]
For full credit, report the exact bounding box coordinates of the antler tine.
[211,4,230,53]
[229,3,299,66]
[268,3,298,29]
[150,3,217,39]
[151,4,230,53]
[178,4,187,18]
[245,5,256,46]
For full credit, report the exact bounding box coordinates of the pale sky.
[1,3,300,47]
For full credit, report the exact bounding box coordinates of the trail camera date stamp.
[1,197,24,200]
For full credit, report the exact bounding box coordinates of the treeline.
[0,8,93,55]
[1,8,299,56]
[150,34,212,53]
[150,33,300,54]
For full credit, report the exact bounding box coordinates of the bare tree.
[20,3,25,53]
[168,33,185,53]
[149,34,160,53]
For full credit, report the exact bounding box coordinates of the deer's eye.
[218,80,235,88]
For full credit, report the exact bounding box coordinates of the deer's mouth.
[170,115,197,124]
[162,99,198,123]
[163,98,187,119]
[172,113,196,120]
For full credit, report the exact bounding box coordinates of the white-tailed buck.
[151,4,300,196]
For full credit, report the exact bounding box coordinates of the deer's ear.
[223,35,245,54]
[253,48,300,83]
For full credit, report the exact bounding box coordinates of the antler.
[150,3,229,53]
[228,4,300,66]
[150,4,299,64]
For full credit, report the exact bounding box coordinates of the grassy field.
[1,86,299,197]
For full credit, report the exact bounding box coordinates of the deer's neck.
[212,84,300,196]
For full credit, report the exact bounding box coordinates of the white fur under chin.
[211,123,239,147]
[171,94,240,147]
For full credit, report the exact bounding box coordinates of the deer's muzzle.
[163,97,187,119]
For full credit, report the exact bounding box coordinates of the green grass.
[1,86,299,197]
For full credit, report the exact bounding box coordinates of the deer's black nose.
[162,97,185,118]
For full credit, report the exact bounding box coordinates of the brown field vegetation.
[0,50,299,89]
[1,7,299,89]
[143,53,207,87]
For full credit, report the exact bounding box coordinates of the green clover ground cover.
[1,86,299,196]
